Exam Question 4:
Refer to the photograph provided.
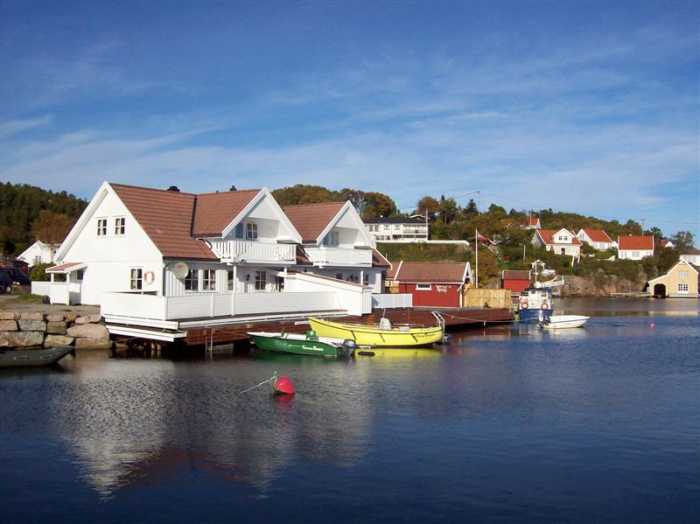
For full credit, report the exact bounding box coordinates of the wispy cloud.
[0,115,52,139]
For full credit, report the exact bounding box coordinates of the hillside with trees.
[0,182,86,255]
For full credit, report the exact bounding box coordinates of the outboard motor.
[341,339,356,358]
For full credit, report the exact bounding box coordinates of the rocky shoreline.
[0,311,111,350]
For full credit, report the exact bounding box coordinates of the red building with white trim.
[387,260,472,308]
[501,270,531,293]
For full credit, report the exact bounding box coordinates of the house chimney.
[167,185,180,192]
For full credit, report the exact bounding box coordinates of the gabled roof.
[527,216,540,226]
[191,190,261,236]
[682,247,700,255]
[371,249,391,268]
[390,261,470,283]
[580,228,613,243]
[283,202,346,243]
[111,184,217,260]
[536,229,580,245]
[618,235,654,251]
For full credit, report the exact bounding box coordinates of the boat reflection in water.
[48,352,372,496]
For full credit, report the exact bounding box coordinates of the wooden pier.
[184,307,513,347]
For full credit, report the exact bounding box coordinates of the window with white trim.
[202,269,216,291]
[678,271,688,281]
[276,276,284,291]
[246,222,258,241]
[114,217,126,236]
[185,269,199,291]
[323,230,339,247]
[678,283,689,294]
[227,270,234,291]
[97,218,107,237]
[255,270,266,291]
[234,223,244,239]
[416,283,432,291]
[130,268,143,290]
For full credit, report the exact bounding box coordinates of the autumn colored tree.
[31,210,74,243]
[416,196,440,218]
[361,192,398,220]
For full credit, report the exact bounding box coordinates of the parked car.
[0,270,12,294]
[0,267,30,293]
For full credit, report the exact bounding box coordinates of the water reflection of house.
[49,358,372,495]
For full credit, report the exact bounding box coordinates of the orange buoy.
[273,375,295,396]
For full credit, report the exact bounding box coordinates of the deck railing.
[304,246,373,267]
[209,239,296,264]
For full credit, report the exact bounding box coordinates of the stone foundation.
[0,311,111,350]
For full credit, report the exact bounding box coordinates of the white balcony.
[209,239,296,264]
[101,291,341,322]
[304,246,373,267]
[372,293,413,309]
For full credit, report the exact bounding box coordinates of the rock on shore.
[0,310,110,350]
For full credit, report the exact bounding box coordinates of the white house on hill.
[34,182,398,341]
[576,228,616,251]
[617,235,654,260]
[17,240,60,267]
[532,228,581,259]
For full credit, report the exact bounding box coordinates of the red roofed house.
[531,228,581,259]
[576,228,616,251]
[283,201,386,293]
[522,215,541,230]
[617,235,654,260]
[35,182,379,339]
[387,260,472,308]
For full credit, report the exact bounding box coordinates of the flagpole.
[475,227,479,289]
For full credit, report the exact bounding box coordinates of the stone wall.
[0,311,111,349]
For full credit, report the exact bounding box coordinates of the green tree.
[671,231,694,251]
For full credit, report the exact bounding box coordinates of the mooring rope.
[238,371,278,395]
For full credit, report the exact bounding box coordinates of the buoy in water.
[273,375,295,396]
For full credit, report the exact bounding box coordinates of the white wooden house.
[17,240,60,267]
[531,228,581,259]
[617,235,654,260]
[283,201,387,293]
[576,228,616,251]
[33,182,398,341]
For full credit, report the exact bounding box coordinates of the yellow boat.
[308,317,444,348]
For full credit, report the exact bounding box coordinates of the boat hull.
[519,308,552,324]
[248,332,350,358]
[0,347,74,368]
[541,315,589,329]
[308,318,443,348]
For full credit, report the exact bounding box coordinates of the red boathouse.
[387,261,472,308]
[501,270,531,293]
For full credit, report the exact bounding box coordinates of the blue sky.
[1,0,698,237]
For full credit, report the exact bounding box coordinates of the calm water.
[1,299,699,523]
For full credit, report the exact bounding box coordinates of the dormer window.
[97,218,107,237]
[115,217,126,236]
[234,223,244,239]
[323,230,339,247]
[246,222,258,241]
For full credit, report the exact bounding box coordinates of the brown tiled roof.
[537,229,581,245]
[582,228,613,243]
[372,249,390,268]
[283,202,345,243]
[191,190,260,236]
[392,261,468,283]
[111,184,217,260]
[295,245,312,266]
[618,235,654,251]
[47,262,84,273]
[502,270,530,280]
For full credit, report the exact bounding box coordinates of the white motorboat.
[540,315,589,329]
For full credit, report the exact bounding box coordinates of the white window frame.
[227,269,234,291]
[184,269,199,292]
[323,230,339,247]
[254,270,266,291]
[97,218,108,237]
[678,283,689,294]
[416,283,432,291]
[246,222,258,241]
[202,269,216,291]
[114,216,126,236]
[130,268,143,290]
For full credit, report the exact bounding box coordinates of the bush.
[29,263,51,281]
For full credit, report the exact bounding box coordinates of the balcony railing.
[304,246,373,267]
[209,239,296,264]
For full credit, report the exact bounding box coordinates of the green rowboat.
[248,331,355,358]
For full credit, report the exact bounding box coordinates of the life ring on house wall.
[144,271,155,285]
[519,296,528,309]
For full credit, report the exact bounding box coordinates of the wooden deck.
[184,307,512,346]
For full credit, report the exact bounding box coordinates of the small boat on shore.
[248,331,356,358]
[0,346,74,368]
[308,316,444,348]
[540,315,589,330]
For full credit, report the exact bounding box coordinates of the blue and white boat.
[518,286,553,324]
